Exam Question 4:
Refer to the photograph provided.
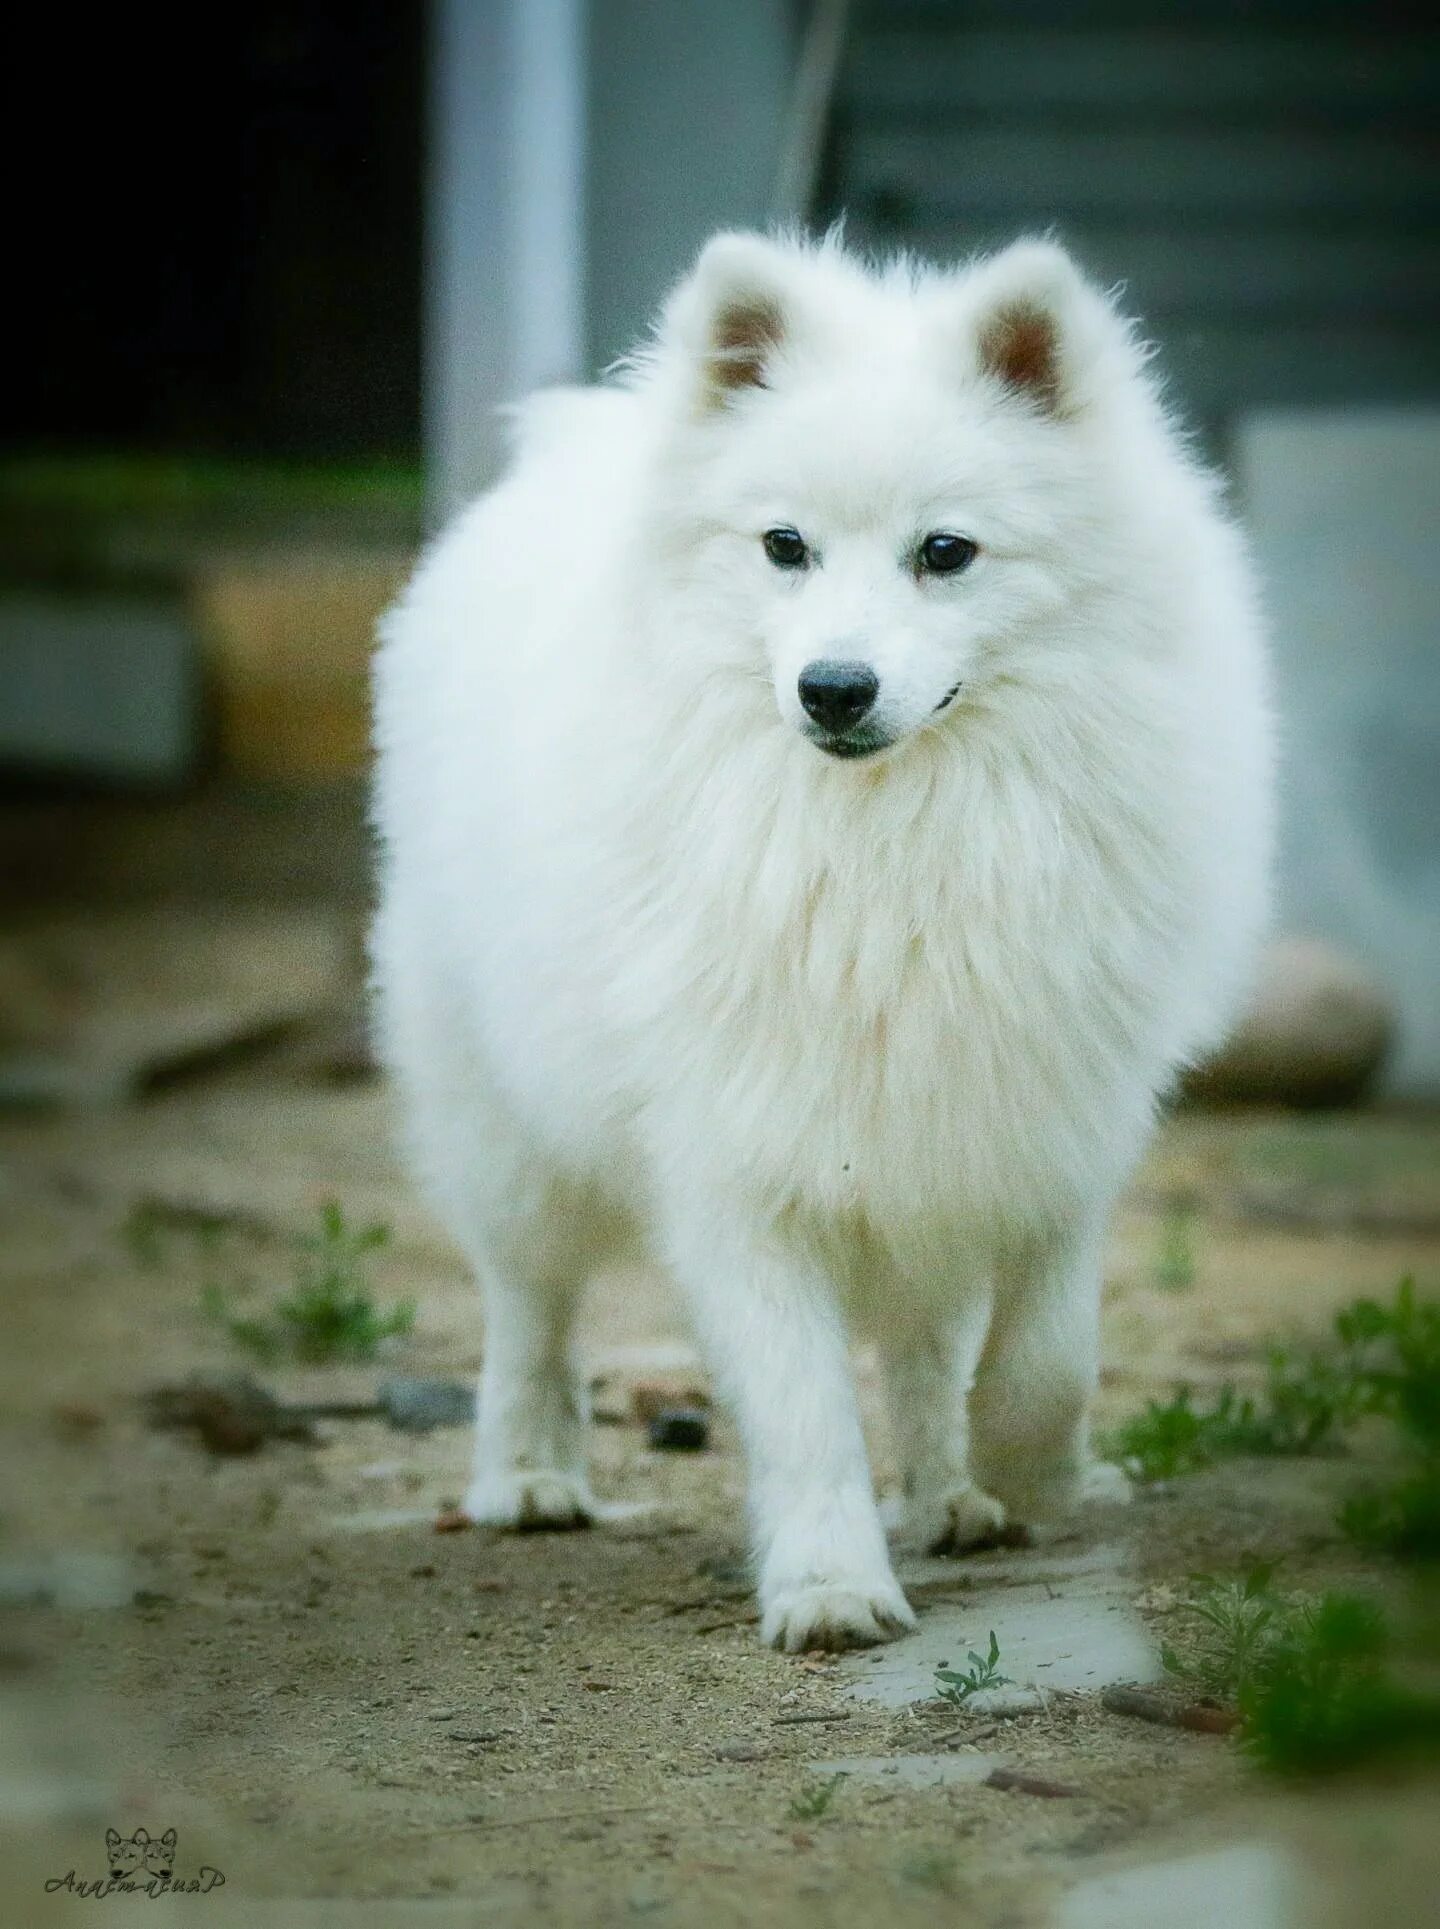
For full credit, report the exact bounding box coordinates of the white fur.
[370,234,1273,1651]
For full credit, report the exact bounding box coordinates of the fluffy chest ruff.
[611,691,1187,1242]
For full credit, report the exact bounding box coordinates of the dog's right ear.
[963,240,1136,421]
[106,1829,122,1854]
[667,233,796,413]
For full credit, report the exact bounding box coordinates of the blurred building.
[4,0,1438,1089]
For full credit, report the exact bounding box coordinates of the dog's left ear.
[159,1829,177,1852]
[666,232,800,413]
[965,241,1130,421]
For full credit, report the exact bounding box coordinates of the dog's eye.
[918,533,978,576]
[762,526,809,570]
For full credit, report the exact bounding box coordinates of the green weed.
[203,1202,411,1363]
[894,1847,957,1892]
[1161,1565,1440,1776]
[1159,1564,1287,1700]
[1105,1278,1436,1484]
[788,1774,844,1821]
[934,1630,1010,1706]
[1336,1279,1440,1560]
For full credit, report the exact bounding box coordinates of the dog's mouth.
[803,725,895,761]
[800,687,960,760]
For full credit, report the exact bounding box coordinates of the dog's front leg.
[666,1210,914,1652]
[881,1287,1010,1554]
[971,1220,1130,1525]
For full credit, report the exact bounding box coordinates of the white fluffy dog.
[371,233,1273,1652]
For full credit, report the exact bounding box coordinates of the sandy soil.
[3,1076,1438,1926]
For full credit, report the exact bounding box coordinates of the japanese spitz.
[371,233,1272,1651]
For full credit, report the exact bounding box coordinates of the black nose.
[797,659,879,734]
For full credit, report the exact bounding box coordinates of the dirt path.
[3,1084,1438,1924]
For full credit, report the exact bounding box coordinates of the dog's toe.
[923,1485,1012,1556]
[762,1580,916,1654]
[464,1470,594,1532]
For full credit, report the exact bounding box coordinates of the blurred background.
[2,5,1439,1921]
[3,0,1437,1103]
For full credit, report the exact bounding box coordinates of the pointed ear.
[159,1829,177,1851]
[966,241,1124,420]
[667,232,798,412]
[132,1828,150,1846]
[106,1830,121,1853]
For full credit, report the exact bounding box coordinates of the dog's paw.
[762,1578,916,1654]
[464,1469,593,1532]
[920,1484,1011,1555]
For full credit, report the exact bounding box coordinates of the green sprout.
[787,1774,844,1822]
[203,1202,412,1363]
[934,1630,1010,1705]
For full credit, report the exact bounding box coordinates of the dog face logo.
[104,1828,176,1881]
[144,1828,178,1879]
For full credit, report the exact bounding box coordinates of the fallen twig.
[420,1802,653,1835]
[985,1767,1080,1799]
[1101,1685,1239,1735]
[772,1711,852,1727]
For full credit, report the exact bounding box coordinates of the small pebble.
[714,1740,765,1763]
[647,1408,710,1452]
[378,1377,476,1433]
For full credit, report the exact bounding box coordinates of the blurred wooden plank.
[192,552,411,782]
[1154,324,1440,417]
[847,123,1440,218]
[839,219,1440,324]
[0,910,349,1107]
[848,29,1440,117]
[861,1,1422,28]
[0,597,199,784]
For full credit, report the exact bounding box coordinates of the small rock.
[143,1374,316,1454]
[985,1765,1080,1798]
[377,1377,475,1433]
[630,1379,711,1425]
[433,1508,472,1534]
[714,1740,766,1762]
[1187,936,1394,1108]
[647,1408,710,1452]
[697,1556,749,1587]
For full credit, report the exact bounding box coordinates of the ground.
[3,1067,1438,1926]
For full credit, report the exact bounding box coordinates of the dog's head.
[104,1826,176,1881]
[142,1827,177,1878]
[648,232,1160,763]
[105,1828,148,1880]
